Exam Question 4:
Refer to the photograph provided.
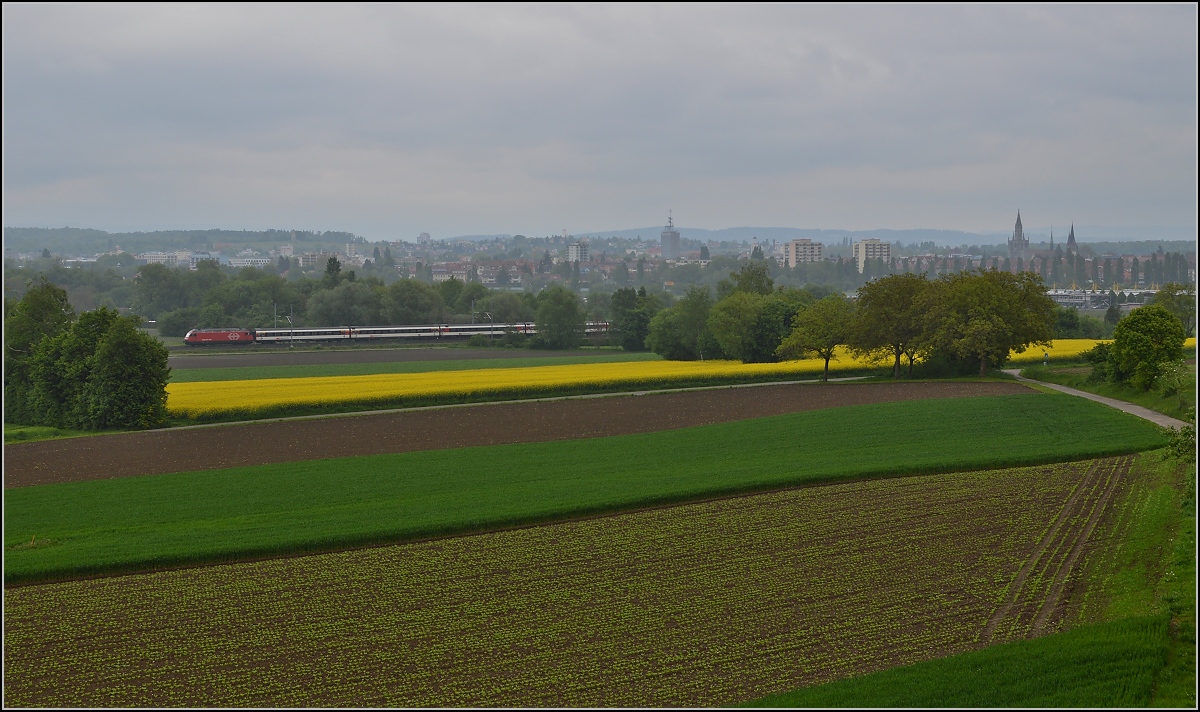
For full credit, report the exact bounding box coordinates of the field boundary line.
[1031,456,1129,635]
[980,459,1102,644]
[159,376,873,432]
[1002,369,1190,429]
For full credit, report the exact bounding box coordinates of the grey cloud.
[3,4,1195,237]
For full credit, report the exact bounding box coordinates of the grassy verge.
[5,393,1166,584]
[3,424,125,445]
[169,352,664,383]
[1021,363,1195,421]
[741,615,1171,707]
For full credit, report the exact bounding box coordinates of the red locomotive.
[183,328,256,345]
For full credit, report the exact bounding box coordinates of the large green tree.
[610,287,662,352]
[849,273,930,378]
[708,290,805,363]
[535,285,585,349]
[17,306,170,430]
[646,285,721,361]
[4,279,75,424]
[28,307,122,427]
[1107,304,1186,390]
[776,294,855,381]
[306,281,384,326]
[1152,283,1196,338]
[920,270,1056,377]
[707,292,765,362]
[83,317,171,429]
[716,260,774,299]
[384,280,443,325]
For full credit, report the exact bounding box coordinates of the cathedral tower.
[1008,211,1030,263]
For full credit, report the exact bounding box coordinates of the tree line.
[631,262,1195,379]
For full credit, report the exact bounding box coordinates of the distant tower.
[661,212,681,260]
[1066,223,1078,254]
[1008,211,1030,263]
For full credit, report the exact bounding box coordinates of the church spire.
[1066,223,1077,253]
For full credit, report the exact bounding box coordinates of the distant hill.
[5,223,1193,257]
[2,227,364,256]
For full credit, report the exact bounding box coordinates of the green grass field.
[1021,362,1195,421]
[4,393,1167,583]
[169,351,664,382]
[742,615,1171,707]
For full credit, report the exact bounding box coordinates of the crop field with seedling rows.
[3,457,1136,707]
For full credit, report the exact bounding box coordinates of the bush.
[1108,304,1186,390]
[498,328,529,348]
[1084,342,1112,383]
[1154,360,1194,398]
[466,334,491,348]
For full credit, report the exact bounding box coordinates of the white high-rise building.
[567,242,589,263]
[852,239,891,274]
[783,239,823,267]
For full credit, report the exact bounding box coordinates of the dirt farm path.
[4,382,1031,488]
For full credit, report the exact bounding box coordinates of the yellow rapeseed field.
[1008,337,1196,363]
[167,338,1196,419]
[166,351,877,418]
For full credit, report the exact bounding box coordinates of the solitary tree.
[776,294,855,381]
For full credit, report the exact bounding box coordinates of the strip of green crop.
[740,614,1171,708]
[4,394,1167,583]
[170,351,663,383]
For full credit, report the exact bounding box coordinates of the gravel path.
[1002,369,1189,429]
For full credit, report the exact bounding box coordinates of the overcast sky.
[3,4,1196,240]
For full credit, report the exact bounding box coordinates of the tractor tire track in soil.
[4,381,1031,488]
[981,455,1132,643]
[3,459,1110,707]
[1030,456,1127,635]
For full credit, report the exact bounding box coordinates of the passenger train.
[183,321,611,345]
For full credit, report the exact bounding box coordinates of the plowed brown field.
[4,381,1030,487]
[2,457,1131,707]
